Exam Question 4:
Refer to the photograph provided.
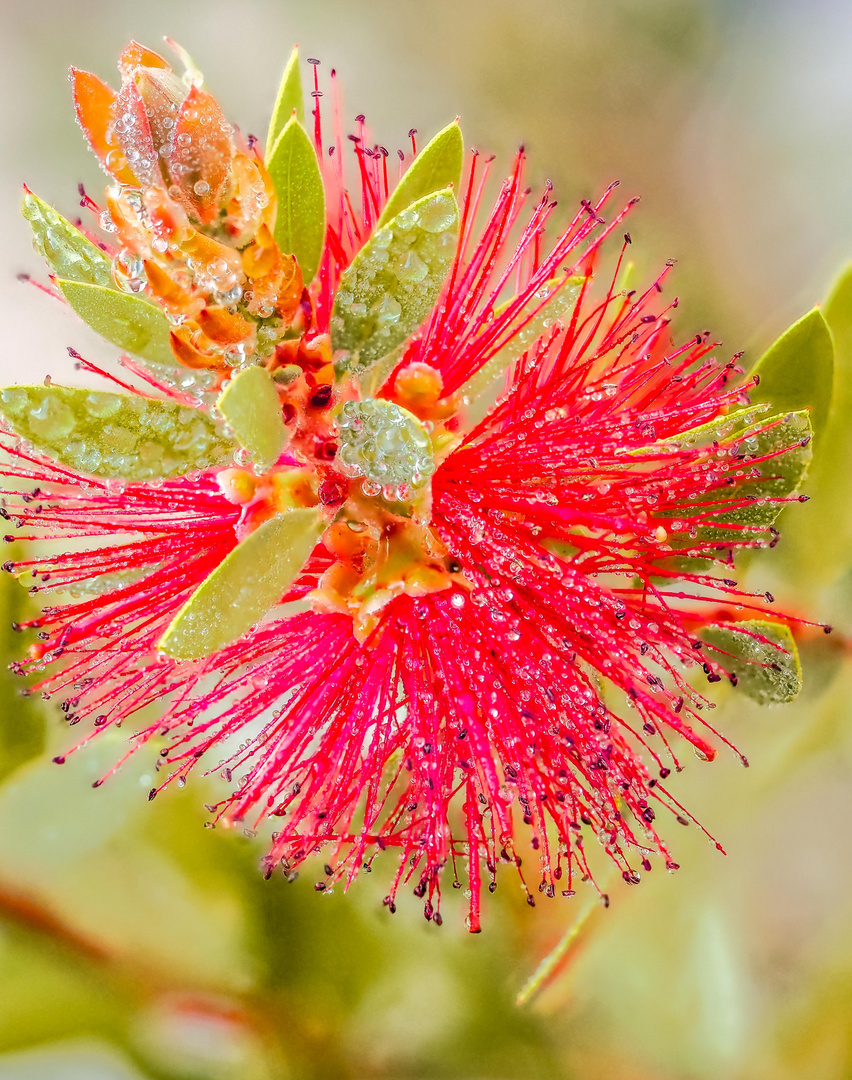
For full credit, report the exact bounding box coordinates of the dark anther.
[309,384,333,408]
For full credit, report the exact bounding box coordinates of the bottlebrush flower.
[0,40,817,929]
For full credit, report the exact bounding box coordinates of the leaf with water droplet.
[751,308,834,438]
[377,120,463,228]
[22,189,113,287]
[57,279,175,366]
[217,365,287,471]
[332,188,459,376]
[0,385,235,480]
[701,620,801,704]
[267,116,325,284]
[159,507,325,660]
[266,45,305,153]
[664,409,813,542]
[459,275,584,405]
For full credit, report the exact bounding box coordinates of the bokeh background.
[1,0,851,1077]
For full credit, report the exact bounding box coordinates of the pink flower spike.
[2,41,820,930]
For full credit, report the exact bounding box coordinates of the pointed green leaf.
[774,265,852,586]
[751,308,834,437]
[57,279,175,366]
[0,385,234,480]
[662,409,812,542]
[217,365,287,471]
[21,188,114,288]
[267,116,326,284]
[159,507,325,660]
[377,120,464,228]
[266,45,305,153]
[332,188,459,376]
[459,276,584,403]
[701,620,802,704]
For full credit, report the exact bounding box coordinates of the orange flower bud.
[394,362,444,409]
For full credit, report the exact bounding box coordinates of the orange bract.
[75,42,314,375]
[71,69,138,186]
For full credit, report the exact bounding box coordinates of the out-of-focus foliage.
[2,1,852,1078]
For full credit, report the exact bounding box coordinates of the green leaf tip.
[267,115,326,284]
[266,45,305,153]
[0,385,234,480]
[377,120,464,228]
[22,188,113,287]
[159,507,326,660]
[216,365,287,472]
[701,620,802,705]
[331,187,460,376]
[751,307,834,437]
[57,279,175,366]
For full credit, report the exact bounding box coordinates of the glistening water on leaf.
[700,620,802,704]
[159,507,326,660]
[0,385,234,480]
[216,365,288,472]
[331,188,459,375]
[57,280,176,366]
[377,120,464,228]
[751,308,834,437]
[662,409,813,543]
[266,45,305,151]
[267,116,326,284]
[22,189,113,287]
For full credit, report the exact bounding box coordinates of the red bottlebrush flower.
[0,42,816,929]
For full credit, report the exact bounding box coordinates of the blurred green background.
[1,1,852,1077]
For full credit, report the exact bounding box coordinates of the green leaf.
[663,409,812,543]
[0,552,46,783]
[217,365,288,472]
[57,279,175,366]
[459,276,583,404]
[377,120,464,228]
[700,620,802,704]
[21,188,113,287]
[774,265,852,590]
[751,308,834,437]
[331,188,459,376]
[159,507,325,659]
[267,116,326,284]
[266,45,305,153]
[0,385,235,480]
